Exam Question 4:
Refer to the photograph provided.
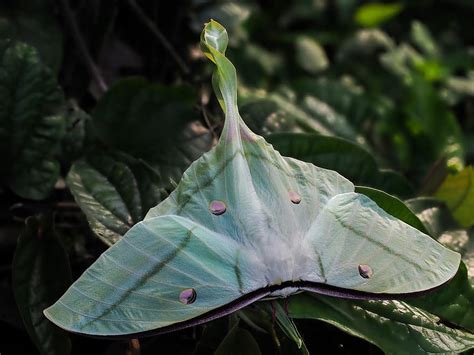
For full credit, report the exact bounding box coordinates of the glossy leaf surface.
[289,293,474,354]
[66,151,165,245]
[0,41,65,199]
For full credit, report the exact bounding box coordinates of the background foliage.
[1,0,473,354]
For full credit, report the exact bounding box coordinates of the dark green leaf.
[240,91,333,135]
[215,323,262,355]
[12,214,72,355]
[292,78,383,131]
[272,303,309,354]
[268,133,413,198]
[241,85,370,149]
[338,29,395,61]
[0,0,63,72]
[405,75,464,169]
[410,263,474,331]
[0,41,65,199]
[92,77,213,184]
[194,318,230,355]
[66,151,165,245]
[240,98,302,135]
[289,293,474,354]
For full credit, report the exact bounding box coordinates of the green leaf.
[0,41,65,199]
[239,98,299,135]
[292,78,382,131]
[92,77,213,184]
[12,214,72,355]
[295,36,328,74]
[240,85,371,150]
[215,324,262,355]
[240,92,334,136]
[338,29,395,61]
[268,133,414,198]
[410,263,474,331]
[271,303,309,354]
[354,3,403,28]
[405,76,463,170]
[411,21,440,59]
[0,0,63,72]
[229,43,283,87]
[434,166,474,227]
[194,318,230,355]
[289,293,474,354]
[66,151,165,245]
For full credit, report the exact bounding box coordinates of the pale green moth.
[44,20,461,337]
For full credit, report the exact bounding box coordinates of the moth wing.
[305,192,460,294]
[44,215,265,336]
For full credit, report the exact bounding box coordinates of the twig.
[58,0,108,94]
[125,0,190,75]
[126,339,141,355]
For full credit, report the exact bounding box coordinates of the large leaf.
[292,78,384,132]
[338,29,395,62]
[215,323,262,355]
[92,77,213,184]
[194,318,230,355]
[0,0,63,72]
[12,214,72,355]
[66,151,165,245]
[239,91,334,135]
[268,133,414,198]
[0,41,65,199]
[434,166,474,227]
[404,75,464,170]
[289,294,474,354]
[240,85,370,149]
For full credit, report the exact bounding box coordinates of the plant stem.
[58,0,108,94]
[126,339,141,355]
[125,0,190,75]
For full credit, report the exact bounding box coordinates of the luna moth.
[44,20,460,337]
